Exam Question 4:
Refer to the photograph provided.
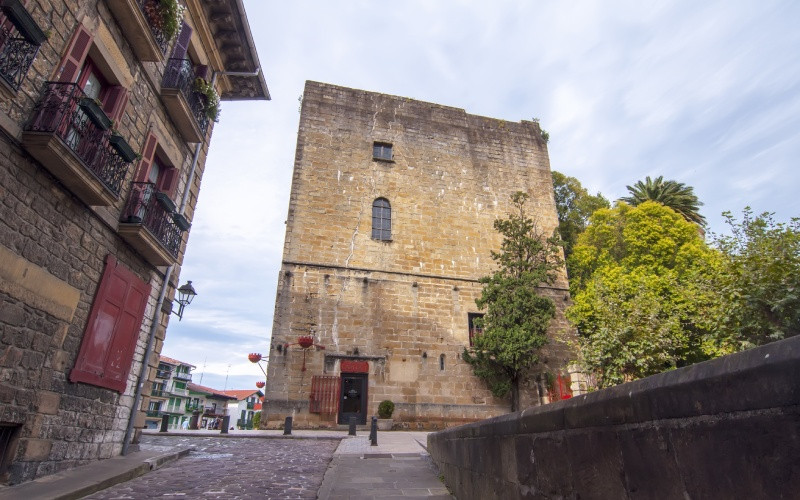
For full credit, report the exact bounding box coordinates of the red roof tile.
[220,389,264,401]
[158,355,195,368]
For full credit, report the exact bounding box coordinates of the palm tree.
[620,176,706,226]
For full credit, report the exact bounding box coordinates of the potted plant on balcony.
[377,400,394,431]
[79,98,112,130]
[143,0,186,41]
[1,0,47,45]
[193,77,221,122]
[109,132,138,162]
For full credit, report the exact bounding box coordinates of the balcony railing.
[136,0,170,54]
[173,371,192,381]
[107,0,168,62]
[145,410,163,418]
[155,369,172,379]
[151,389,165,397]
[119,182,183,264]
[0,0,46,91]
[22,82,132,205]
[185,403,200,412]
[161,58,209,142]
[0,29,39,91]
[169,387,189,397]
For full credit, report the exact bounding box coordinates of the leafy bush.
[378,400,394,419]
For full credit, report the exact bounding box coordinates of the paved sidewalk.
[319,431,453,499]
[0,447,191,500]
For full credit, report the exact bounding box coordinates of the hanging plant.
[193,77,221,122]
[157,0,186,41]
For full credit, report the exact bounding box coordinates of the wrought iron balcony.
[0,0,46,91]
[118,182,184,266]
[173,371,192,381]
[22,82,132,206]
[155,369,172,379]
[161,58,209,143]
[107,0,169,62]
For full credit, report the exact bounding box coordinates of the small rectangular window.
[373,142,393,161]
[468,313,484,346]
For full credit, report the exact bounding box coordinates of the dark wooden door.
[338,373,368,425]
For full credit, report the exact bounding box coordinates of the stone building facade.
[0,0,268,484]
[264,81,573,430]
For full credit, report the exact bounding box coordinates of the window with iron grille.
[372,198,391,241]
[373,142,393,161]
[468,313,484,346]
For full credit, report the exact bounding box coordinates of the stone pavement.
[318,431,452,499]
[85,435,340,499]
[0,430,452,499]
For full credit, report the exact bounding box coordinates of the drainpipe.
[122,67,263,454]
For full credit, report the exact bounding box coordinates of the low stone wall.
[428,335,800,499]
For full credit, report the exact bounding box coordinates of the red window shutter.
[103,85,129,122]
[135,133,159,182]
[171,21,192,59]
[158,167,179,197]
[58,25,93,82]
[70,255,151,393]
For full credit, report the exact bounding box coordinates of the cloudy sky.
[161,0,800,391]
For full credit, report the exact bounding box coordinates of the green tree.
[620,175,706,227]
[463,192,562,411]
[551,171,610,263]
[252,410,262,429]
[567,202,721,388]
[709,209,800,350]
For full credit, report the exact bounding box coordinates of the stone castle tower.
[264,81,573,429]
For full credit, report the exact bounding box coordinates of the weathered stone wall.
[266,81,573,428]
[428,335,800,499]
[0,1,212,484]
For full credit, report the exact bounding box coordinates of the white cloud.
[162,0,800,389]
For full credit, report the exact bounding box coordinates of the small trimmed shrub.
[378,400,394,419]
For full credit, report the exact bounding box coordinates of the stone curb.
[0,448,191,500]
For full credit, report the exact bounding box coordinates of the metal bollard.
[283,416,293,435]
[369,416,378,446]
[220,415,230,434]
[159,414,169,433]
[348,416,357,436]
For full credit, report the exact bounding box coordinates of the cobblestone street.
[85,435,341,499]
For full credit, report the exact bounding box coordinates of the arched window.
[372,198,391,240]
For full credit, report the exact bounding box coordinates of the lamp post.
[171,280,197,320]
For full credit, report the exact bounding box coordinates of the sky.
[161,0,800,391]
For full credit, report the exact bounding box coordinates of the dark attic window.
[373,142,393,161]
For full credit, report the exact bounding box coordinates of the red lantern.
[248,353,262,363]
[298,336,314,349]
[255,381,265,388]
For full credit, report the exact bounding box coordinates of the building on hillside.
[0,0,269,485]
[144,356,194,430]
[264,81,575,430]
[222,390,263,429]
[186,382,235,429]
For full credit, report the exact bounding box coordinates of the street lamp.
[171,280,197,320]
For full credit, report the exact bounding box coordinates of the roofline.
[232,0,270,101]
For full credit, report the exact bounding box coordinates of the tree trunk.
[510,376,520,412]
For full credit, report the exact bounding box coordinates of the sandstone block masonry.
[0,0,267,485]
[265,81,574,429]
